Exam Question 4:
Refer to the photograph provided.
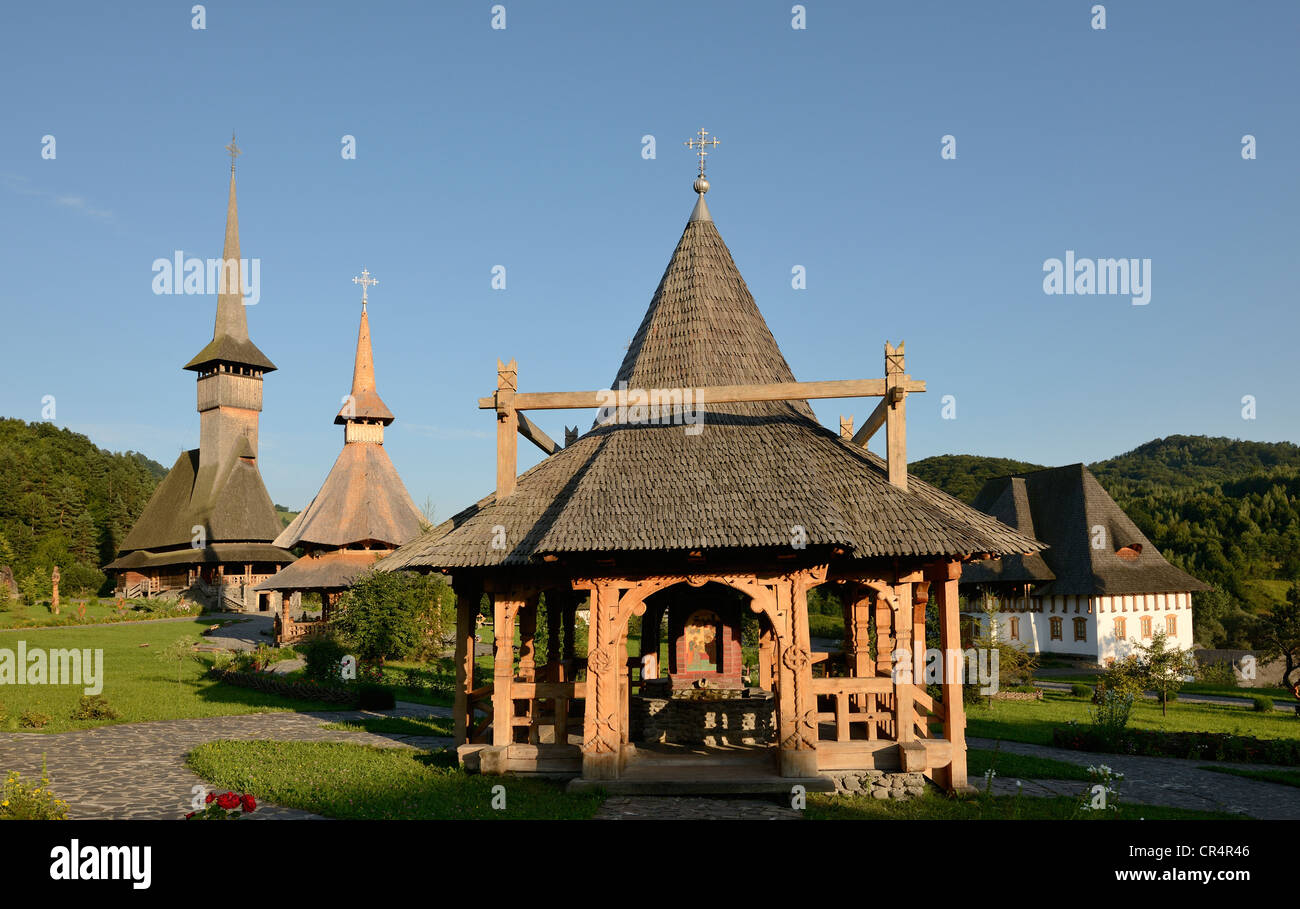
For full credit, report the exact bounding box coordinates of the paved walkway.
[0,703,452,819]
[970,736,1300,819]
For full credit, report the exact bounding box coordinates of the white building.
[960,464,1206,665]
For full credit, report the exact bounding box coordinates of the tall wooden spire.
[184,135,275,373]
[336,269,395,434]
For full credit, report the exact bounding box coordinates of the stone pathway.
[595,796,800,820]
[970,736,1300,819]
[0,702,452,820]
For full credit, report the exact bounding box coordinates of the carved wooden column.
[489,593,522,762]
[494,359,518,502]
[892,582,915,745]
[773,570,821,778]
[874,593,894,677]
[581,581,623,779]
[519,594,538,682]
[757,625,775,692]
[453,583,480,747]
[846,583,873,680]
[927,560,969,792]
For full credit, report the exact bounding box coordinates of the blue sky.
[2,1,1296,519]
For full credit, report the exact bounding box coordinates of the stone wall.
[630,692,775,746]
[825,770,930,800]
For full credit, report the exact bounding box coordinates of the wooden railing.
[811,676,895,742]
[509,680,587,745]
[912,687,946,740]
[468,684,494,744]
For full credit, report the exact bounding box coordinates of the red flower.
[205,792,215,804]
[216,791,241,810]
[185,811,196,819]
[241,794,257,813]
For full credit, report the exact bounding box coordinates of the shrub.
[331,570,454,662]
[1252,696,1274,713]
[1070,683,1093,699]
[1194,659,1238,687]
[357,683,396,711]
[70,695,120,721]
[302,636,350,684]
[1,760,68,819]
[19,711,51,729]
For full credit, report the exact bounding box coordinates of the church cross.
[684,128,720,178]
[353,268,378,307]
[225,132,241,171]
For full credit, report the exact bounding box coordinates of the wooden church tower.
[258,270,424,641]
[107,138,293,608]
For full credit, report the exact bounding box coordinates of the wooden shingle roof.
[962,464,1209,596]
[385,197,1042,571]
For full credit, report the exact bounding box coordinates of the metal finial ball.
[694,177,710,194]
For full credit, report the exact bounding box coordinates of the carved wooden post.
[758,626,775,691]
[839,415,853,440]
[453,584,480,746]
[884,342,907,490]
[495,359,518,502]
[928,560,969,792]
[874,593,894,677]
[581,582,622,780]
[519,594,537,683]
[892,582,915,745]
[774,572,819,778]
[490,593,521,758]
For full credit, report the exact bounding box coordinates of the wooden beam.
[884,342,907,490]
[478,377,926,412]
[517,412,560,456]
[495,359,517,501]
[851,396,890,447]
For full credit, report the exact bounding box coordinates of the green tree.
[1256,584,1300,690]
[331,570,453,662]
[1131,630,1196,716]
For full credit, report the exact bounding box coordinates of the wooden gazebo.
[384,141,1040,791]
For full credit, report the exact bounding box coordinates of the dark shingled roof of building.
[106,542,294,571]
[109,446,292,562]
[274,442,423,550]
[383,195,1043,572]
[255,549,387,592]
[961,463,1210,596]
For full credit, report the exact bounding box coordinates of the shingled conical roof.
[384,188,1041,571]
[335,302,394,424]
[183,162,276,373]
[275,290,420,552]
[962,464,1209,596]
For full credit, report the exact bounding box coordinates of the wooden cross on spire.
[352,268,378,309]
[684,128,720,178]
[225,132,241,172]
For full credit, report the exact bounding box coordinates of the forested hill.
[911,436,1300,648]
[0,418,166,596]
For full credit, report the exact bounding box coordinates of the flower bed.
[1051,722,1300,766]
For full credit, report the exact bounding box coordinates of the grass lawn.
[806,790,1244,820]
[0,618,344,733]
[0,598,201,630]
[967,689,1300,747]
[1036,672,1293,703]
[967,747,1091,782]
[1199,765,1300,790]
[186,740,604,819]
[319,715,453,737]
